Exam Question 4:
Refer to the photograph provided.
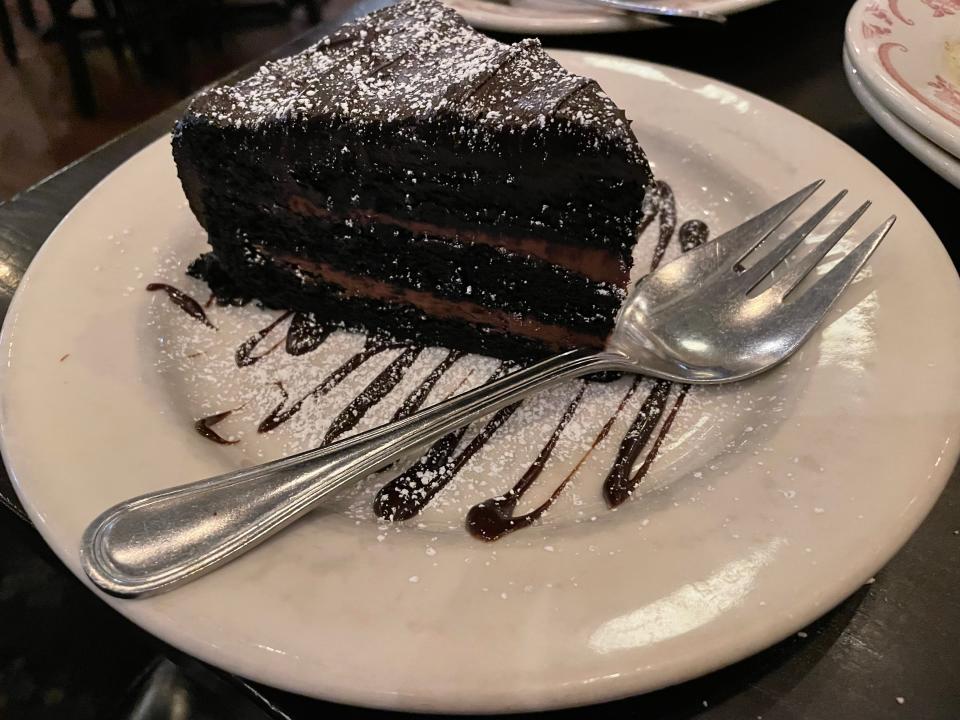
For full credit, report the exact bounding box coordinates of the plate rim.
[2,49,960,712]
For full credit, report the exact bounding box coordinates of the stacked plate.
[845,0,960,188]
[442,0,780,34]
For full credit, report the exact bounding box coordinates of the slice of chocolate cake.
[173,0,652,361]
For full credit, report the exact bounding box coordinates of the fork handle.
[81,348,627,598]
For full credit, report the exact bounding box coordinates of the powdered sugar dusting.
[179,0,643,161]
[143,188,797,541]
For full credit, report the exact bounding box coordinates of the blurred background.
[0,0,363,202]
[1,2,355,716]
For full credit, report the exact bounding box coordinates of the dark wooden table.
[1,1,958,718]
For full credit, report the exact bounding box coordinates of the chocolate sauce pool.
[466,384,585,541]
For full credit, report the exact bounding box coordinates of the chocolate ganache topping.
[181,0,648,171]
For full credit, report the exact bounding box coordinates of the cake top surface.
[185,0,645,163]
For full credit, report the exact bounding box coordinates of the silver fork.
[81,181,894,598]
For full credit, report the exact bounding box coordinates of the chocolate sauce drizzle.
[236,311,292,367]
[465,180,704,533]
[606,386,689,508]
[601,380,673,507]
[391,350,464,422]
[223,324,459,441]
[466,377,650,541]
[373,364,517,521]
[174,179,713,539]
[323,346,421,444]
[466,384,585,541]
[258,338,396,433]
[647,181,677,274]
[146,283,216,330]
[600,197,707,510]
[195,408,240,445]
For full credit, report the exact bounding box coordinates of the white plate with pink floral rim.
[845,44,960,187]
[846,0,960,159]
[442,0,780,34]
[2,50,960,713]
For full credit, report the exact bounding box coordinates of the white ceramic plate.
[2,51,959,713]
[846,0,960,159]
[845,44,960,188]
[443,0,780,34]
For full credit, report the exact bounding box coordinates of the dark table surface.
[1,1,958,718]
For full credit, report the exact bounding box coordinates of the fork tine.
[769,202,872,300]
[784,216,895,319]
[709,180,825,269]
[739,190,848,293]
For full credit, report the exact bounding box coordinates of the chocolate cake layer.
[205,222,623,336]
[286,194,627,284]
[177,119,646,256]
[173,0,653,362]
[196,246,605,359]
